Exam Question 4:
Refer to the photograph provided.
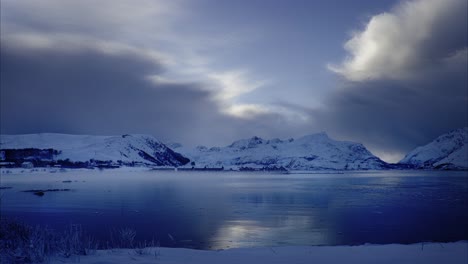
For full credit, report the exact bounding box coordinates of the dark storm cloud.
[0,41,304,147]
[0,43,209,143]
[316,0,468,160]
[279,54,467,160]
[0,0,308,147]
[315,68,467,156]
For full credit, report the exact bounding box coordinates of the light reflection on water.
[0,169,467,249]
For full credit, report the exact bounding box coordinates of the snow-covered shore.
[51,241,468,264]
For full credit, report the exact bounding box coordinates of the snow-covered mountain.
[399,128,468,170]
[0,133,189,167]
[173,132,389,170]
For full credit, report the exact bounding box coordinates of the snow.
[175,132,388,170]
[3,129,467,170]
[400,127,468,169]
[0,133,187,166]
[50,241,468,264]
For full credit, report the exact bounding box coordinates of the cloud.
[206,70,267,101]
[321,0,468,161]
[314,72,467,161]
[1,0,466,164]
[2,32,174,67]
[328,0,467,81]
[0,0,306,148]
[0,40,314,147]
[223,104,271,118]
[0,42,200,141]
[0,0,179,39]
[0,0,268,119]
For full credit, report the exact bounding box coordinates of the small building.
[21,161,34,169]
[0,161,14,168]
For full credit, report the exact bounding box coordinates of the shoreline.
[50,241,468,264]
[2,166,468,174]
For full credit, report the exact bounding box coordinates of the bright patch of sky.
[151,0,400,110]
[1,0,397,115]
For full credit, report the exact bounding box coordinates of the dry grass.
[0,218,98,263]
[0,218,159,263]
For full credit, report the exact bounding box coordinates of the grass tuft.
[0,218,158,263]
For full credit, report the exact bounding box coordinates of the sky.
[1,0,467,163]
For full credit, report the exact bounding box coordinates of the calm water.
[1,169,467,249]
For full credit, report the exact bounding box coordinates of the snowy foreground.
[51,242,468,264]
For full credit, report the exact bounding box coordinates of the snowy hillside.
[174,132,388,170]
[399,128,468,170]
[0,133,189,167]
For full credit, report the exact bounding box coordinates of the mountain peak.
[0,133,189,167]
[248,136,264,144]
[399,127,468,169]
[181,132,387,170]
[228,136,265,149]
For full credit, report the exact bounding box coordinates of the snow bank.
[51,241,468,264]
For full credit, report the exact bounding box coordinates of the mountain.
[174,132,389,170]
[0,133,189,167]
[399,128,468,170]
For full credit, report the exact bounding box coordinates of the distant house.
[0,161,15,168]
[21,161,34,168]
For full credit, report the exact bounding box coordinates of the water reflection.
[211,215,329,249]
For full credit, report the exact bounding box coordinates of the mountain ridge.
[0,133,189,167]
[399,127,468,170]
[2,129,467,170]
[174,132,389,170]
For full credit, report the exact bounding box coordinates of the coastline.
[50,241,468,264]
